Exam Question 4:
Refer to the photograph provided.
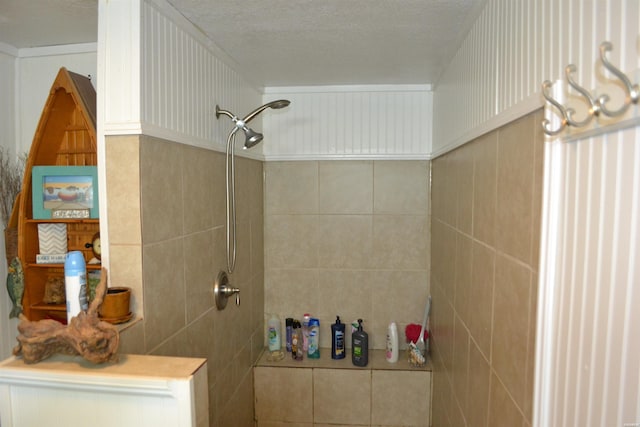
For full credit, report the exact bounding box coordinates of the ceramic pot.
[99,287,131,320]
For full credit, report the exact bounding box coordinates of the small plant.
[0,147,26,228]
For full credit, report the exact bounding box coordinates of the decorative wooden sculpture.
[12,267,119,364]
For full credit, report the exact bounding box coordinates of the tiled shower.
[430,110,544,427]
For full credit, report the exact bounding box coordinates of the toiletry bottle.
[352,318,369,367]
[331,316,346,359]
[386,321,399,363]
[292,320,303,360]
[308,317,320,359]
[64,251,88,323]
[285,317,293,352]
[267,314,281,352]
[302,313,311,351]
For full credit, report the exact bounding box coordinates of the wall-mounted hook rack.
[541,41,639,136]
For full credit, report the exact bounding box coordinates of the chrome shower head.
[215,100,290,150]
[241,99,291,125]
[243,127,264,149]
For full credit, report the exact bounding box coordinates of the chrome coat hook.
[597,41,640,117]
[542,80,568,136]
[565,64,599,127]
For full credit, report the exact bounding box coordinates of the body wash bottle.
[331,316,346,359]
[351,319,369,367]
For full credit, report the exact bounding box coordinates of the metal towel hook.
[597,41,640,117]
[541,80,568,136]
[565,64,599,127]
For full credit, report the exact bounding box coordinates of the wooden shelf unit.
[17,67,99,322]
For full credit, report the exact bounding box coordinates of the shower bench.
[254,348,432,427]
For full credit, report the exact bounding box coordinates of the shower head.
[241,99,291,124]
[243,127,264,149]
[215,99,290,149]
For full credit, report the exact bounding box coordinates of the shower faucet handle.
[213,270,240,310]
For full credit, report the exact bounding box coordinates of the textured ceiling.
[0,0,486,87]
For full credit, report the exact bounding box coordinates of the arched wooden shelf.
[17,67,99,322]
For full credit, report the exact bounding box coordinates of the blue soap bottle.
[331,316,346,359]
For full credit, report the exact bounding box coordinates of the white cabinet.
[0,354,208,427]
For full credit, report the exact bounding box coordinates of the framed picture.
[32,166,99,219]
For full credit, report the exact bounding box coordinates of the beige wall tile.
[454,233,473,326]
[318,215,373,268]
[432,283,455,372]
[430,109,543,427]
[452,315,470,416]
[431,219,456,299]
[265,161,318,214]
[184,230,215,323]
[374,160,429,214]
[371,214,429,269]
[117,320,145,354]
[472,132,497,247]
[371,370,431,426]
[469,241,494,359]
[140,136,184,243]
[492,254,532,414]
[496,114,534,264]
[255,367,313,423]
[182,145,217,234]
[488,374,524,427]
[105,135,141,245]
[265,268,319,320]
[370,270,430,349]
[467,341,490,427]
[319,160,373,214]
[142,238,186,350]
[456,146,474,235]
[314,368,371,425]
[109,244,143,317]
[264,214,319,268]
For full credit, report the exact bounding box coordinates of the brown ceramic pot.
[99,287,131,319]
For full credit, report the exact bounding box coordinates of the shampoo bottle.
[267,314,281,352]
[331,316,346,359]
[351,319,369,367]
[386,321,399,363]
[285,317,293,352]
[308,317,320,359]
[292,320,303,360]
[64,251,88,323]
[302,313,311,351]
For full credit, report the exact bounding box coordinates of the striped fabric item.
[37,223,68,255]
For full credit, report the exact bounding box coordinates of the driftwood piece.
[13,267,120,364]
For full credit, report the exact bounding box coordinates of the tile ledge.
[255,348,432,372]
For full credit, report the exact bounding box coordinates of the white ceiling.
[0,0,486,87]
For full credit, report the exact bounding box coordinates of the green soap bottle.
[351,319,368,367]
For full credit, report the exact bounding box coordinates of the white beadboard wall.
[100,0,262,154]
[102,0,432,160]
[537,122,640,427]
[432,0,640,156]
[262,85,433,160]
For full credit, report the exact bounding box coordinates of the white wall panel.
[432,0,640,157]
[262,86,432,160]
[139,0,261,152]
[537,123,640,427]
[100,0,261,153]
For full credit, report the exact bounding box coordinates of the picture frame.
[32,166,99,219]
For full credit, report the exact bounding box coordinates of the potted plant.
[1,147,26,267]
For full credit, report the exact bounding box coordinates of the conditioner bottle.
[386,321,399,363]
[351,319,369,367]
